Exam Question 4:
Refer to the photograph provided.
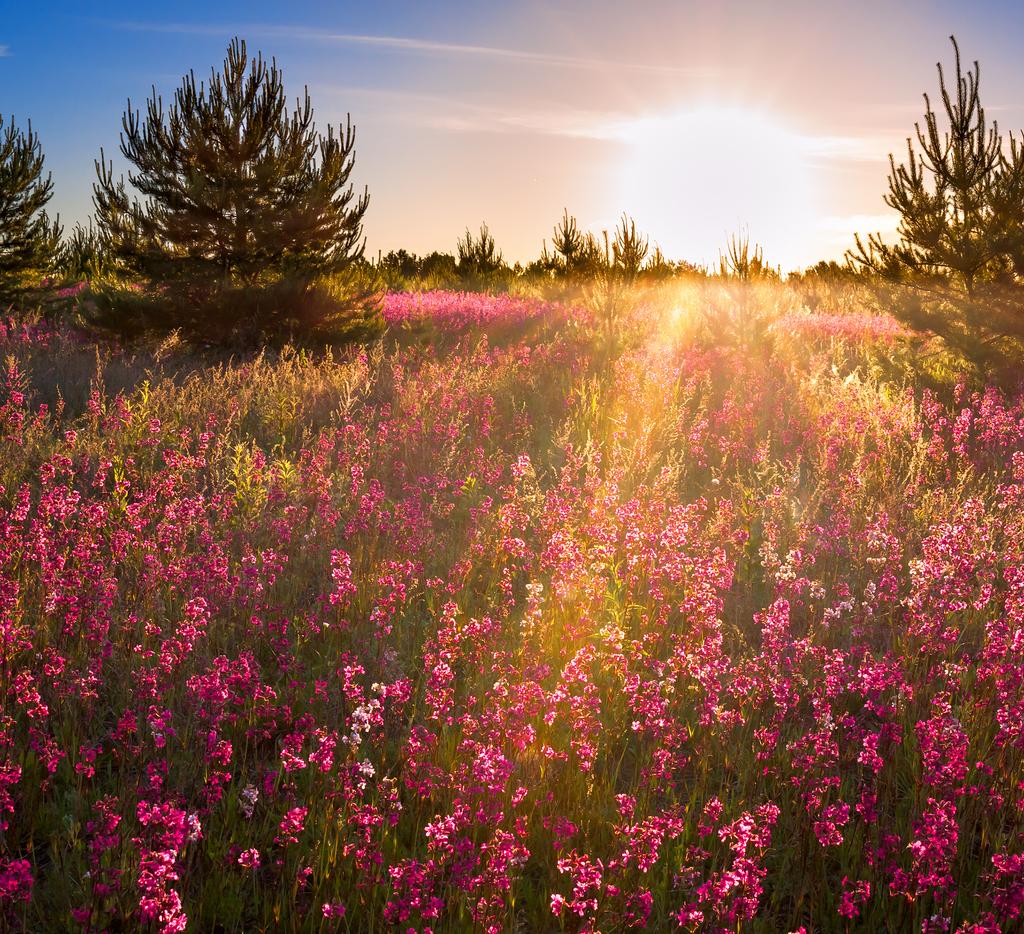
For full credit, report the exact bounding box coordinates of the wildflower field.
[1,283,1024,933]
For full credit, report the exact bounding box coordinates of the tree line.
[374,213,705,294]
[3,35,1024,372]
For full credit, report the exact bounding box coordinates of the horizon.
[5,0,1024,270]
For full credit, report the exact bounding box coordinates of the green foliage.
[851,36,1024,375]
[373,212,708,298]
[89,269,384,347]
[611,213,649,284]
[584,247,632,365]
[642,245,674,281]
[378,248,421,284]
[549,209,606,282]
[0,115,61,302]
[789,260,865,314]
[377,249,460,291]
[579,215,662,365]
[718,229,776,281]
[456,223,508,289]
[550,208,583,274]
[793,260,858,285]
[419,250,460,287]
[91,37,370,343]
[57,222,115,283]
[704,232,780,353]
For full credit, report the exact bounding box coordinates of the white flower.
[240,784,259,819]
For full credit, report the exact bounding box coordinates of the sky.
[4,0,1024,270]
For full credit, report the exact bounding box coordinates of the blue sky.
[4,1,1024,268]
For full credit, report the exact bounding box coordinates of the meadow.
[1,280,1023,933]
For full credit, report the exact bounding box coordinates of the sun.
[616,106,821,272]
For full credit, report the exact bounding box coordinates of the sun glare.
[617,106,821,271]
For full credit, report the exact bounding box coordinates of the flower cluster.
[0,284,1023,930]
[383,289,582,331]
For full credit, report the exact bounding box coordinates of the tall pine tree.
[0,116,61,303]
[92,37,377,342]
[850,37,1024,371]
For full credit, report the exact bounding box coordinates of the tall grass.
[0,283,1021,932]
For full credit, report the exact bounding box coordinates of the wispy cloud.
[0,45,10,57]
[320,86,897,168]
[318,85,650,140]
[326,87,617,137]
[103,20,711,78]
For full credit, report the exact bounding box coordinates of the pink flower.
[237,849,261,870]
[276,807,309,847]
[0,858,33,903]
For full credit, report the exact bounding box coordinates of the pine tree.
[850,36,1024,369]
[549,209,606,281]
[551,209,583,278]
[644,245,666,276]
[91,37,377,342]
[0,116,61,303]
[456,223,505,288]
[719,230,772,281]
[612,214,648,284]
[580,231,607,274]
